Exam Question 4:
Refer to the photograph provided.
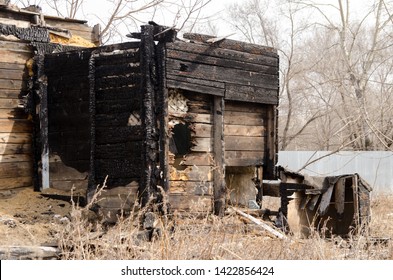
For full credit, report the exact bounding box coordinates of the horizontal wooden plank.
[0,132,31,144]
[0,69,26,80]
[0,176,32,190]
[0,161,32,178]
[224,111,264,126]
[190,137,212,152]
[167,79,224,96]
[224,124,265,137]
[0,49,31,64]
[180,152,214,166]
[183,33,278,56]
[0,154,31,163]
[225,101,269,113]
[168,193,212,212]
[0,108,28,119]
[167,41,278,67]
[225,151,265,166]
[0,143,31,154]
[0,89,25,99]
[0,62,26,71]
[45,19,94,34]
[0,119,32,132]
[167,74,224,89]
[167,59,278,90]
[0,40,31,52]
[190,123,212,138]
[167,48,278,75]
[0,78,25,90]
[225,84,278,105]
[170,165,212,182]
[225,136,265,151]
[170,181,213,195]
[0,17,31,28]
[186,113,213,124]
[0,98,22,108]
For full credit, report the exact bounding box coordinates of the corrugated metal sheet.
[278,151,393,194]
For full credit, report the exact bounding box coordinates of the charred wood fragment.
[0,23,49,42]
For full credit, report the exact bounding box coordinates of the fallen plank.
[230,207,287,239]
[0,246,60,260]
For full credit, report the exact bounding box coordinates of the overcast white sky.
[14,0,376,42]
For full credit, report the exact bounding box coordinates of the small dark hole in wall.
[170,123,191,156]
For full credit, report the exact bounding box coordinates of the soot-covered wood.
[93,46,143,189]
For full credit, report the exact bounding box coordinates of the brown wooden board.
[190,137,212,152]
[0,68,27,81]
[190,123,212,138]
[0,78,25,90]
[224,111,265,126]
[0,62,25,71]
[167,79,224,97]
[0,161,32,178]
[168,193,212,211]
[225,136,265,151]
[224,124,265,137]
[0,108,28,119]
[0,176,32,190]
[167,48,278,74]
[167,58,278,90]
[0,98,21,108]
[170,165,212,182]
[0,49,30,64]
[0,132,31,144]
[180,152,214,166]
[182,33,278,57]
[170,181,213,195]
[0,154,31,163]
[0,120,32,133]
[0,89,23,99]
[166,41,278,67]
[225,84,278,105]
[225,151,265,165]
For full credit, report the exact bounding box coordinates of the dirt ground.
[0,187,74,247]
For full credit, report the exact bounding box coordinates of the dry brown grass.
[57,191,393,260]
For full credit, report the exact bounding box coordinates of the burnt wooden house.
[0,3,99,192]
[29,24,279,215]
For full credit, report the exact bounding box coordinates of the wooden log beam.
[0,246,60,260]
[230,207,286,239]
[213,96,226,216]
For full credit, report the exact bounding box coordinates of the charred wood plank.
[95,142,143,159]
[166,58,278,90]
[167,49,278,75]
[167,78,224,97]
[213,96,226,216]
[96,126,143,144]
[167,41,278,66]
[225,84,278,105]
[95,159,143,179]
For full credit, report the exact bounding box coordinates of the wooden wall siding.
[224,101,266,167]
[168,91,213,211]
[166,40,279,105]
[93,48,143,188]
[45,51,92,192]
[0,6,98,191]
[0,38,33,190]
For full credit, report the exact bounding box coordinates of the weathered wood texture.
[0,39,32,190]
[93,47,142,189]
[44,51,92,191]
[224,101,266,167]
[0,7,98,191]
[166,40,279,105]
[168,91,214,211]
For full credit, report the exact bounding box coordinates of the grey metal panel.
[278,151,393,194]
